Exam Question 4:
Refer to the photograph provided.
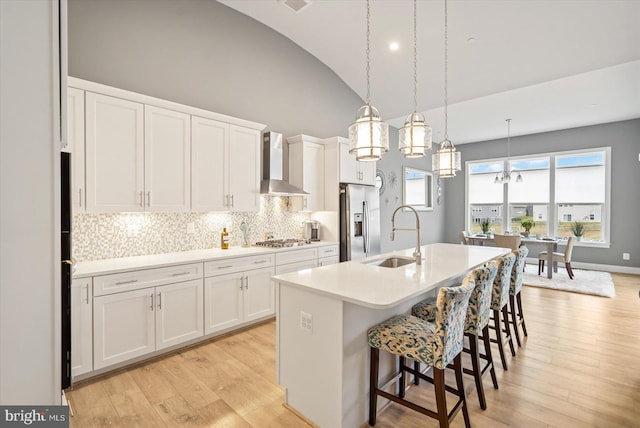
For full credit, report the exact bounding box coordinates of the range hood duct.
[260,132,308,196]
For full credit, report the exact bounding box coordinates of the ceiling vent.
[281,0,311,13]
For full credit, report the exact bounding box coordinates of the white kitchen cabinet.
[244,267,276,321]
[155,279,203,350]
[191,116,228,212]
[275,247,319,275]
[204,271,244,334]
[288,135,325,212]
[338,140,376,185]
[85,92,144,212]
[93,276,204,370]
[191,117,260,212]
[318,244,340,267]
[144,106,191,212]
[93,287,155,370]
[71,278,92,377]
[228,125,261,212]
[318,256,340,267]
[66,87,86,211]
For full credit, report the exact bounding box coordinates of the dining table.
[466,234,559,279]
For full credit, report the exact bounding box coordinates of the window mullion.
[550,154,556,237]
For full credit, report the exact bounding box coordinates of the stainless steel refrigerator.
[339,183,381,261]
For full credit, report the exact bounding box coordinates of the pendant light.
[494,119,523,184]
[432,0,461,177]
[348,0,389,162]
[398,0,432,158]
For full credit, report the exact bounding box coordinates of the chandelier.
[348,0,389,161]
[398,0,432,158]
[494,119,523,184]
[432,0,461,177]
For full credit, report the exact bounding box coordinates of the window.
[466,148,611,246]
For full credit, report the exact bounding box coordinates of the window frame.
[465,146,611,248]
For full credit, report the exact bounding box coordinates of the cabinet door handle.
[231,194,234,208]
[147,191,151,207]
[217,265,233,270]
[245,276,249,290]
[115,279,138,286]
[139,191,144,207]
[84,284,89,304]
[149,294,154,311]
[78,189,82,207]
[253,260,267,265]
[239,277,244,290]
[171,271,190,277]
[157,292,162,310]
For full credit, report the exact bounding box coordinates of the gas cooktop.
[254,239,312,248]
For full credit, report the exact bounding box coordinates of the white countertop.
[272,243,509,309]
[73,241,338,278]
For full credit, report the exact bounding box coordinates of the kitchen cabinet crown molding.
[67,77,266,131]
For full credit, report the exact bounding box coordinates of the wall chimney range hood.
[260,132,308,196]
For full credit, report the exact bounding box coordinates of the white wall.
[0,0,61,404]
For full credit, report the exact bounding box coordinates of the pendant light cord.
[366,0,371,106]
[413,0,417,113]
[444,0,448,139]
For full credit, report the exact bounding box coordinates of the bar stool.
[413,262,499,410]
[488,252,517,370]
[368,277,475,428]
[508,246,529,346]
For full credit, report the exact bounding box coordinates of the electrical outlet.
[623,253,630,260]
[186,222,195,234]
[300,311,313,333]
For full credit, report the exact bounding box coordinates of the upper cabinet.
[71,77,265,214]
[66,87,86,212]
[144,106,191,212]
[338,140,376,185]
[288,135,325,212]
[85,92,145,212]
[191,118,260,212]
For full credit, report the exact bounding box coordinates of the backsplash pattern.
[73,197,310,261]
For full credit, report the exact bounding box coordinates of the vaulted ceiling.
[219,0,640,143]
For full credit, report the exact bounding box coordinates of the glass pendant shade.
[432,139,461,177]
[399,112,432,158]
[348,104,389,161]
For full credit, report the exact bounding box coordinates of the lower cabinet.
[204,266,275,335]
[318,256,340,267]
[93,279,203,370]
[71,278,93,378]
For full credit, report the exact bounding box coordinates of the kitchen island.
[273,243,509,428]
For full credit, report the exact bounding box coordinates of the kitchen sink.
[365,256,415,268]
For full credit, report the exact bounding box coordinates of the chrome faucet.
[390,205,422,265]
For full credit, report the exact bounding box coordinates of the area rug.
[523,263,615,297]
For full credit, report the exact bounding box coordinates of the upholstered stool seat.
[488,252,517,370]
[412,262,499,410]
[508,246,529,346]
[368,278,475,428]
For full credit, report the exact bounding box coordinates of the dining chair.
[493,234,521,251]
[538,236,576,279]
[460,230,469,245]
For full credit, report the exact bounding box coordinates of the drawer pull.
[253,260,268,264]
[217,265,233,270]
[115,279,138,286]
[171,271,190,277]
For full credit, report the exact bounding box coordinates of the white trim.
[525,257,640,275]
[67,77,267,131]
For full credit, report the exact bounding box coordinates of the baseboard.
[525,257,640,275]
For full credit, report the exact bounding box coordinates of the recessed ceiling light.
[389,42,399,51]
[467,37,477,44]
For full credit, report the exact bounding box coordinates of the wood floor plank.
[68,273,640,428]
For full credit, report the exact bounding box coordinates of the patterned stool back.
[491,253,516,310]
[432,275,476,368]
[510,246,529,295]
[464,261,498,334]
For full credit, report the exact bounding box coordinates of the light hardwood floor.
[67,272,640,427]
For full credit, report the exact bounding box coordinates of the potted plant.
[571,221,585,241]
[520,217,535,237]
[480,218,490,235]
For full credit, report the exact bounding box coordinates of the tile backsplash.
[73,196,310,261]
